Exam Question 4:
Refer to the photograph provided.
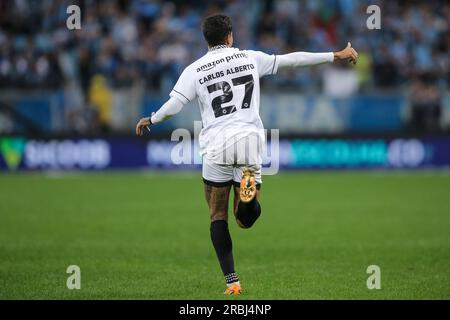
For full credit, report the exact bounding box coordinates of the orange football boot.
[239,168,256,203]
[224,283,242,295]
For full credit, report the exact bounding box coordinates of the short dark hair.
[202,14,232,47]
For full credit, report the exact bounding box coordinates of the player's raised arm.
[136,63,196,136]
[277,42,358,69]
[135,96,185,136]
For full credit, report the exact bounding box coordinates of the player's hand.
[334,42,358,64]
[135,116,151,136]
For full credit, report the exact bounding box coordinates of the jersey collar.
[208,45,229,52]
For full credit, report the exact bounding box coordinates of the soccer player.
[136,14,358,295]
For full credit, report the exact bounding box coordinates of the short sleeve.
[246,50,279,77]
[169,66,197,103]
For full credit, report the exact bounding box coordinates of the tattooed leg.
[204,184,231,222]
[204,183,239,285]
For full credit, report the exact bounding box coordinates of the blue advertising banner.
[6,93,406,134]
[1,136,450,172]
[170,94,406,134]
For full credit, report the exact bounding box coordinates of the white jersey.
[169,46,279,164]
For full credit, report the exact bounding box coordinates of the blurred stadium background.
[1,0,450,299]
[0,0,449,170]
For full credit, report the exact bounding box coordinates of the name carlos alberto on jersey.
[197,52,255,85]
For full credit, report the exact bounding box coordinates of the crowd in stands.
[0,0,448,92]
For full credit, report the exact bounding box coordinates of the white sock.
[227,281,240,287]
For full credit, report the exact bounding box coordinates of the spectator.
[88,74,113,132]
[409,72,442,131]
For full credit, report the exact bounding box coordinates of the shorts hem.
[203,178,234,187]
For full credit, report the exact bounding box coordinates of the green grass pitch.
[0,171,449,299]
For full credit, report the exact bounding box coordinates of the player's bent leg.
[204,181,241,295]
[232,166,262,229]
[233,184,261,229]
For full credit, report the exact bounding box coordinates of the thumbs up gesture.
[334,42,358,64]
